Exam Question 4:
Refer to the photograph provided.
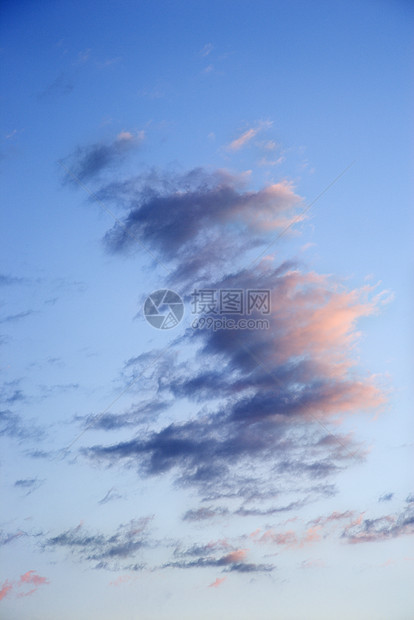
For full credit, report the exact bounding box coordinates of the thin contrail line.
[247,161,356,269]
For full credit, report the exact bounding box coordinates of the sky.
[0,1,413,618]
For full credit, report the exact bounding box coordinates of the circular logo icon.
[144,289,184,329]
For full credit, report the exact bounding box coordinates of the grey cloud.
[98,487,122,505]
[76,164,385,531]
[60,133,142,183]
[342,502,414,544]
[100,168,301,284]
[45,517,152,570]
[0,310,35,324]
[378,492,394,502]
[0,273,26,286]
[0,409,42,441]
[14,478,44,496]
[80,399,170,431]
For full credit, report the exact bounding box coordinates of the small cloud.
[0,580,13,601]
[200,43,213,57]
[379,492,394,502]
[227,121,273,152]
[14,478,44,495]
[208,577,226,588]
[97,57,122,68]
[0,310,34,324]
[98,487,122,505]
[0,571,49,601]
[258,156,285,167]
[300,558,325,569]
[38,71,74,99]
[136,87,164,99]
[77,49,91,64]
[109,574,134,586]
[117,131,134,141]
[0,273,26,286]
[203,64,214,74]
[60,131,144,183]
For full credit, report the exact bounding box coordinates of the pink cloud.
[208,577,227,588]
[259,530,297,548]
[227,121,272,151]
[228,128,258,151]
[300,558,325,569]
[221,549,247,563]
[0,581,13,601]
[109,575,134,587]
[19,570,49,587]
[0,571,49,603]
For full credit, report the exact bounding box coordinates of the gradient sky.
[1,1,413,619]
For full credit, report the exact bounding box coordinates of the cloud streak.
[60,131,144,184]
[0,571,49,602]
[227,121,273,152]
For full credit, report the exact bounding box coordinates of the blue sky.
[0,1,413,618]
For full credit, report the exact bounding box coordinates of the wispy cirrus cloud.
[226,121,273,152]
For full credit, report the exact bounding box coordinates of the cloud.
[109,574,135,586]
[227,121,272,152]
[208,577,226,588]
[14,478,44,495]
[60,131,144,183]
[379,492,394,502]
[60,158,391,577]
[0,530,27,546]
[79,399,170,431]
[98,487,122,505]
[101,168,302,283]
[164,542,274,573]
[38,71,74,99]
[200,43,213,57]
[0,273,26,286]
[0,310,35,324]
[83,261,385,504]
[45,518,152,570]
[300,558,325,569]
[183,506,229,522]
[0,409,43,441]
[0,380,25,405]
[342,499,414,544]
[0,581,13,601]
[0,571,49,602]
